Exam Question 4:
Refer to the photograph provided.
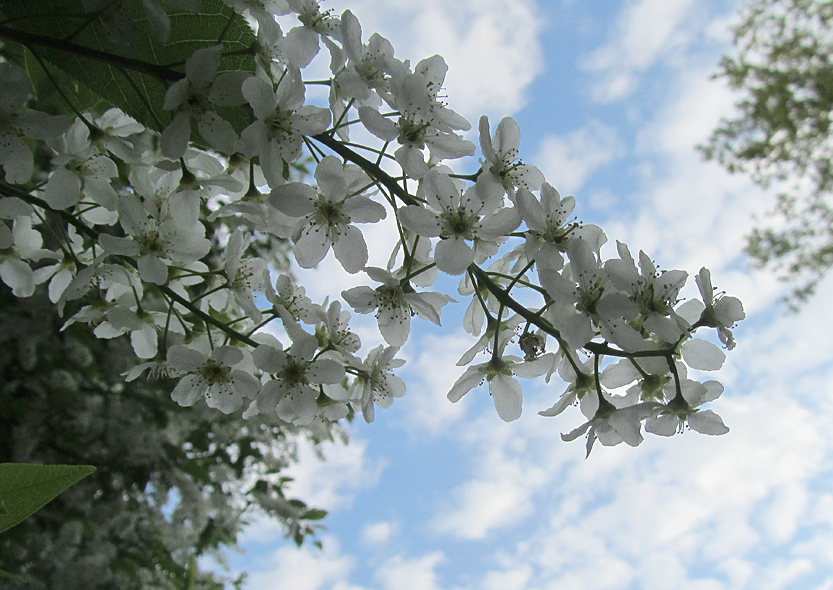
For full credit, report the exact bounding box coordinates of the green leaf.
[0,463,96,534]
[301,508,327,521]
[0,567,25,584]
[2,0,256,135]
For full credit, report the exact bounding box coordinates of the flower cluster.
[0,0,744,453]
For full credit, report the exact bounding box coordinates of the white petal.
[43,168,81,210]
[681,338,725,371]
[210,71,249,107]
[398,206,442,237]
[435,237,473,275]
[167,345,205,371]
[377,305,410,347]
[447,365,483,402]
[255,379,286,413]
[688,409,729,435]
[270,182,317,217]
[138,255,169,285]
[490,374,523,422]
[307,358,346,384]
[609,410,643,447]
[294,224,331,268]
[171,374,205,407]
[211,345,244,366]
[493,117,520,156]
[0,132,33,184]
[539,391,577,417]
[645,414,679,437]
[600,359,640,388]
[358,106,398,141]
[252,343,286,373]
[161,112,191,160]
[512,354,555,379]
[243,76,278,120]
[186,45,222,87]
[478,115,496,162]
[47,267,74,303]
[130,325,158,359]
[0,258,35,297]
[333,226,367,273]
[198,112,237,155]
[394,145,428,179]
[343,197,386,223]
[284,26,320,68]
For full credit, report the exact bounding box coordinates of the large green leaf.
[0,463,96,535]
[1,0,256,134]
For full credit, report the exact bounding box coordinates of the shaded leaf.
[0,463,95,534]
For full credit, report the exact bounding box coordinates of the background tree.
[702,0,833,305]
[0,282,337,589]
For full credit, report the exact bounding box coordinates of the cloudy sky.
[218,1,833,588]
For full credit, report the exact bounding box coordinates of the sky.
[215,1,833,588]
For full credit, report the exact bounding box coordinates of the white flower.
[34,224,88,303]
[689,267,746,349]
[270,156,385,273]
[0,214,54,297]
[246,324,345,425]
[360,56,474,178]
[539,358,596,418]
[314,299,361,358]
[541,239,646,352]
[680,338,726,371]
[93,303,171,359]
[605,241,689,342]
[226,0,290,52]
[600,353,674,403]
[161,45,248,158]
[168,345,260,413]
[222,229,267,321]
[562,399,658,457]
[398,170,520,275]
[282,0,341,68]
[0,63,70,184]
[44,119,119,214]
[347,345,406,423]
[89,108,145,163]
[516,183,605,274]
[237,71,331,188]
[334,11,396,104]
[264,272,321,323]
[98,188,210,285]
[645,379,728,436]
[456,256,511,336]
[476,116,544,202]
[342,267,453,346]
[448,339,554,422]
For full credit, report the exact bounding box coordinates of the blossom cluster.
[0,0,745,454]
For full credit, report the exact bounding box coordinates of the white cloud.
[374,552,446,590]
[244,537,366,590]
[430,412,550,539]
[581,0,699,102]
[362,520,397,545]
[480,565,533,590]
[397,330,474,436]
[282,435,382,511]
[534,120,623,194]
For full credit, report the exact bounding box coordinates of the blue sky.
[216,1,833,588]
